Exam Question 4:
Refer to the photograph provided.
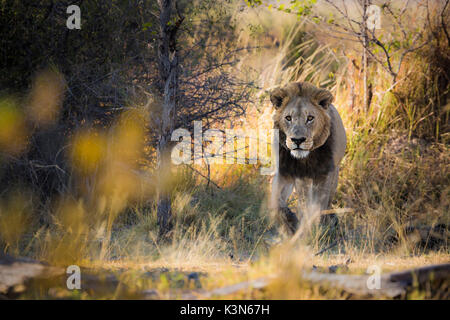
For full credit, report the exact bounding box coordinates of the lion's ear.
[270,87,287,109]
[317,89,333,109]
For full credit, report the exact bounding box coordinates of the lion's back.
[329,104,347,165]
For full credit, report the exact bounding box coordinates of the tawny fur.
[269,82,346,234]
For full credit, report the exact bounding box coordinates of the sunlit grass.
[0,3,448,300]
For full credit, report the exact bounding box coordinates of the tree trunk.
[156,0,182,237]
[362,0,370,113]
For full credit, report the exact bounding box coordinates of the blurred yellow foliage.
[56,198,89,235]
[0,98,28,156]
[71,130,107,174]
[41,199,94,265]
[112,109,146,163]
[27,69,65,127]
[0,193,31,252]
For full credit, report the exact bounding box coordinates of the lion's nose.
[291,137,306,146]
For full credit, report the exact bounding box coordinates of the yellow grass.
[1,1,449,300]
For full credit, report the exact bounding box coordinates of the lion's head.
[270,82,333,159]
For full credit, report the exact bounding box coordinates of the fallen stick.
[314,240,339,256]
[320,208,354,215]
[302,263,450,298]
[2,254,448,299]
[181,263,450,299]
[181,277,270,299]
[0,254,64,298]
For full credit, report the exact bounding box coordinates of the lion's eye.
[306,115,314,123]
[285,115,292,121]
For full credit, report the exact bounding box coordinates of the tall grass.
[0,1,448,300]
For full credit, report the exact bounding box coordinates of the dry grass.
[1,1,449,300]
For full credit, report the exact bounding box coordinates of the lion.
[269,82,347,234]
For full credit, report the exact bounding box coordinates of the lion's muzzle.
[286,136,313,158]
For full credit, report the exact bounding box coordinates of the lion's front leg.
[307,170,337,210]
[271,174,298,234]
[313,169,340,229]
[294,178,313,225]
[296,174,337,227]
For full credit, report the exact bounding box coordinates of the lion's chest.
[278,137,334,181]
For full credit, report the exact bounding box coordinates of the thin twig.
[185,164,222,190]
